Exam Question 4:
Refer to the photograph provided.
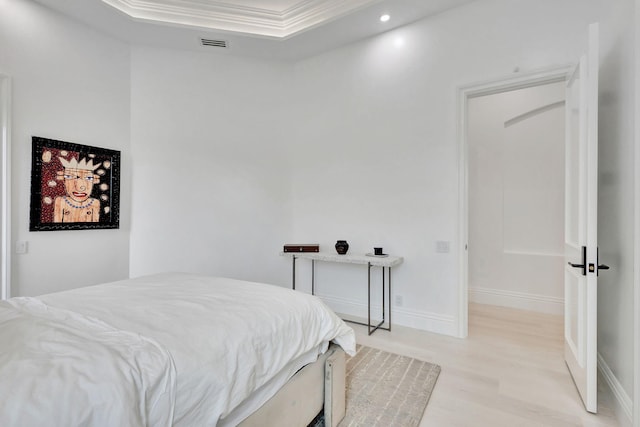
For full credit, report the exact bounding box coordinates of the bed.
[0,272,356,426]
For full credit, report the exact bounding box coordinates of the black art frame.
[30,136,121,231]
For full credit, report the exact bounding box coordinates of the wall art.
[30,136,120,231]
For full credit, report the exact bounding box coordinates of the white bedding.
[0,297,176,427]
[0,273,355,426]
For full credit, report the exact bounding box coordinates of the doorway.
[467,81,566,315]
[457,67,571,338]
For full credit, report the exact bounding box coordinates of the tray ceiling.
[33,0,479,60]
[101,0,381,38]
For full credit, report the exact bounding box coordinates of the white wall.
[0,0,131,296]
[597,0,636,420]
[1,0,634,420]
[289,0,611,335]
[468,82,565,314]
[128,46,293,286]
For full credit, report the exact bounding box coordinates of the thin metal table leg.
[388,267,392,332]
[292,255,297,290]
[368,262,372,335]
[381,267,386,324]
[311,259,315,295]
[325,260,393,335]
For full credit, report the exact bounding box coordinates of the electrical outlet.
[436,240,450,253]
[395,295,403,307]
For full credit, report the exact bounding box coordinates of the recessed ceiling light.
[380,14,390,23]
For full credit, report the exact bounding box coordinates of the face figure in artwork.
[53,157,101,223]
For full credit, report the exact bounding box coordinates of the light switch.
[16,240,28,254]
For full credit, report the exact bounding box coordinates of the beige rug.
[339,346,441,427]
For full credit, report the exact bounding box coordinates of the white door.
[564,23,605,413]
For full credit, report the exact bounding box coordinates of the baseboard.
[597,352,633,426]
[469,286,563,315]
[316,293,457,336]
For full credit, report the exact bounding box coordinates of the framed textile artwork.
[29,136,120,231]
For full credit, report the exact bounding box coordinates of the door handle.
[597,248,610,275]
[568,247,609,276]
[567,246,587,276]
[567,261,586,277]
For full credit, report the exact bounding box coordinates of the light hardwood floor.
[350,303,621,427]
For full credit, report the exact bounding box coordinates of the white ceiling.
[32,0,479,60]
[99,0,383,38]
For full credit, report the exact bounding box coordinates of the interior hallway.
[352,303,620,426]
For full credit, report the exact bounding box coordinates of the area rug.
[310,345,441,427]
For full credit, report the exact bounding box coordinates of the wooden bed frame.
[238,345,346,427]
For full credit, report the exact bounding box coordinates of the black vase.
[335,240,349,255]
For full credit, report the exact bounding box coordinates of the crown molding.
[101,0,382,38]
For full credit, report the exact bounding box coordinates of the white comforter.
[0,297,176,427]
[0,273,356,426]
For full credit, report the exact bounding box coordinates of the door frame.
[456,66,573,338]
[634,2,640,424]
[0,73,11,300]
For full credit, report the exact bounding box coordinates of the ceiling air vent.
[200,38,228,48]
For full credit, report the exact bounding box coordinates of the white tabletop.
[280,251,403,268]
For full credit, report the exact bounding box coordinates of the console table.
[280,252,404,335]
